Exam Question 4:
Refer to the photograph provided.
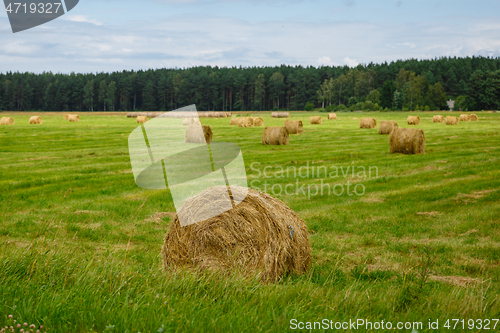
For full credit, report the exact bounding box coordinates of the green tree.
[106,81,117,111]
[83,79,94,112]
[366,89,380,105]
[427,82,447,110]
[254,74,265,111]
[99,80,107,111]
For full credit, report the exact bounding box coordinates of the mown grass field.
[0,111,499,332]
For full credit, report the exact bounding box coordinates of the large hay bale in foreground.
[310,116,322,125]
[328,113,337,120]
[284,120,303,134]
[469,114,478,121]
[360,117,377,129]
[238,117,254,128]
[272,112,290,118]
[185,125,213,144]
[459,114,470,121]
[433,115,445,123]
[29,116,42,124]
[0,117,14,125]
[252,117,264,126]
[407,116,421,125]
[390,128,425,155]
[182,118,201,126]
[162,186,311,283]
[262,126,289,145]
[446,116,458,125]
[378,120,398,135]
[137,116,148,124]
[68,115,80,122]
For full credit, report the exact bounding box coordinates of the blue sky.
[1,0,499,73]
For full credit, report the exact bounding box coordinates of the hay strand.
[390,127,425,155]
[262,126,289,145]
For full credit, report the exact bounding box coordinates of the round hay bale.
[407,115,421,125]
[64,114,71,120]
[229,118,239,126]
[272,112,290,118]
[446,116,458,125]
[68,115,80,122]
[459,114,470,121]
[162,186,311,283]
[432,115,445,123]
[137,116,148,124]
[252,117,264,126]
[0,117,14,125]
[310,116,322,125]
[182,118,201,126]
[284,120,303,134]
[469,114,478,121]
[238,117,254,128]
[262,126,289,145]
[360,117,377,129]
[185,125,213,144]
[390,128,425,155]
[225,112,232,117]
[29,116,42,124]
[328,113,337,120]
[378,120,398,135]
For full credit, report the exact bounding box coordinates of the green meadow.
[0,111,499,332]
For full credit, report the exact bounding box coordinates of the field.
[1,111,500,332]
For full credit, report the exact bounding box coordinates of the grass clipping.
[407,116,421,125]
[360,117,377,129]
[185,125,213,144]
[433,115,445,123]
[29,116,43,124]
[390,128,425,155]
[310,116,322,124]
[0,117,14,125]
[446,116,458,125]
[262,126,289,145]
[284,120,303,134]
[162,186,311,283]
[378,121,398,135]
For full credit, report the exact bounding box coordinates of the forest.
[1,56,499,112]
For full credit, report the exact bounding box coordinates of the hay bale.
[252,117,264,126]
[272,112,290,118]
[182,118,201,126]
[64,114,70,120]
[328,113,337,120]
[446,116,458,125]
[185,125,213,144]
[0,117,14,125]
[378,120,398,135]
[389,128,425,155]
[459,114,470,121]
[162,186,311,283]
[229,118,239,126]
[262,126,289,145]
[29,116,42,124]
[225,112,232,117]
[238,117,254,128]
[310,116,322,125]
[284,120,303,134]
[68,115,80,122]
[360,117,377,129]
[137,116,148,124]
[432,115,445,123]
[407,115,421,125]
[469,114,478,121]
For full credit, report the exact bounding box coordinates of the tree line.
[1,56,499,112]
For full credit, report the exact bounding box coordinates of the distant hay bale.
[182,118,201,126]
[229,118,239,125]
[252,117,264,126]
[284,120,303,134]
[272,112,290,118]
[378,121,398,135]
[0,117,14,125]
[225,112,232,117]
[262,126,289,145]
[310,116,322,125]
[469,114,478,121]
[360,118,377,129]
[185,125,213,144]
[390,127,425,155]
[68,115,80,122]
[407,116,421,125]
[459,114,470,121]
[238,117,254,128]
[29,116,42,124]
[162,186,311,283]
[64,114,70,120]
[446,116,458,125]
[136,116,148,123]
[328,113,337,120]
[433,115,445,123]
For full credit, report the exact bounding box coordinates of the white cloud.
[397,42,416,48]
[65,15,103,26]
[344,57,359,67]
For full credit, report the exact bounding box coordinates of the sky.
[1,0,500,73]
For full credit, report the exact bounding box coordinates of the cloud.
[344,57,359,67]
[65,15,103,26]
[397,42,416,48]
[342,0,355,7]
